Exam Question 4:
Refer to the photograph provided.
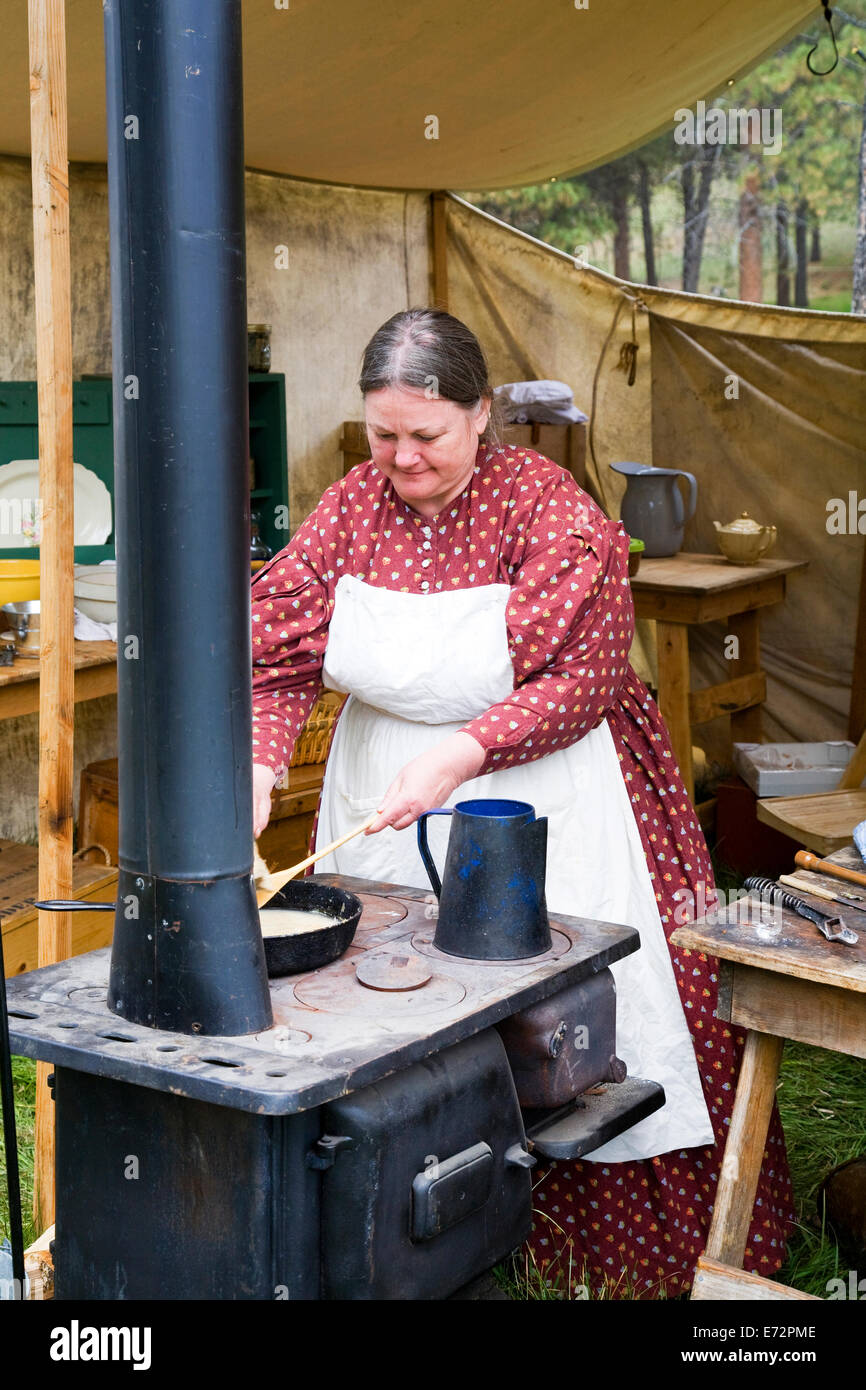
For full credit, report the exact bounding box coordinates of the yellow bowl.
[0,560,40,606]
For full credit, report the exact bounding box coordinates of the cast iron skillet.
[259,878,362,977]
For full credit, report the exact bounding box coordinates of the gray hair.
[359,308,502,443]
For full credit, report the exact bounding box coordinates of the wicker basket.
[289,690,345,767]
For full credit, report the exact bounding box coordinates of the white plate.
[0,459,112,548]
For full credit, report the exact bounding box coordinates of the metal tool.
[744,876,859,946]
[779,874,866,908]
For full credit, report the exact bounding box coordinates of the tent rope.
[588,289,647,507]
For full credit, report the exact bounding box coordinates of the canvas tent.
[0,0,864,824]
[3,0,866,1238]
[0,0,826,187]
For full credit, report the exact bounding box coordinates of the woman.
[251,308,793,1298]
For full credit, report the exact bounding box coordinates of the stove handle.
[504,1143,537,1171]
[33,900,116,912]
[417,808,454,899]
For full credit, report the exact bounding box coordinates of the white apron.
[317,574,713,1161]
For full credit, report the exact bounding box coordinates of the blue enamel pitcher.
[610,460,698,558]
[417,798,551,960]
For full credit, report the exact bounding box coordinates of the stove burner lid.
[355,952,432,992]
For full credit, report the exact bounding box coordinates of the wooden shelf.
[0,640,116,722]
[1,838,117,977]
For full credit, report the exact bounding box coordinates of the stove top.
[7,875,639,1116]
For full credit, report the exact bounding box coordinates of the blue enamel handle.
[416,808,454,899]
[678,470,698,521]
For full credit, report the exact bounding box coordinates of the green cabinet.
[248,371,289,558]
[0,373,289,563]
[0,377,115,562]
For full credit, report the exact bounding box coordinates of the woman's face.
[364,386,490,518]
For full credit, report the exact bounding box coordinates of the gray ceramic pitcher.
[610,461,698,558]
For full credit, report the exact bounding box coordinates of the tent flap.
[0,0,819,189]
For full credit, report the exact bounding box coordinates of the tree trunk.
[794,198,809,308]
[853,79,866,315]
[738,173,763,302]
[637,159,656,285]
[809,219,821,263]
[682,145,720,293]
[776,200,790,306]
[611,168,631,281]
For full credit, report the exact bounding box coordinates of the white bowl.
[74,566,117,624]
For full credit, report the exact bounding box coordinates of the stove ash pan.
[54,1029,532,1301]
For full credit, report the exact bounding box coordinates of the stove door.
[317,1029,532,1300]
[497,970,625,1108]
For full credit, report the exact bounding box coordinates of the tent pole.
[431,191,449,310]
[28,0,75,1231]
[848,539,866,745]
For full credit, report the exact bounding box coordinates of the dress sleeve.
[461,476,634,775]
[251,509,333,781]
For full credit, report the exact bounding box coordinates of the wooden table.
[630,554,808,801]
[671,845,866,1300]
[0,639,117,721]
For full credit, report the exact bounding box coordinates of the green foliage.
[458,2,866,297]
[730,4,866,219]
[460,177,609,255]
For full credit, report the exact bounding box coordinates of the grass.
[2,850,864,1297]
[808,292,853,314]
[494,852,866,1299]
[1,1055,38,1257]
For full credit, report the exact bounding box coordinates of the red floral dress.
[251,444,794,1298]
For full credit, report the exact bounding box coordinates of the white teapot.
[713,512,777,565]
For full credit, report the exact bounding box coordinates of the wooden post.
[848,539,866,744]
[431,191,449,311]
[728,609,763,745]
[29,0,75,1231]
[704,1030,785,1267]
[656,620,693,801]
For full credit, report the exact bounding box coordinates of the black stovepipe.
[102,0,272,1035]
[0,928,25,1297]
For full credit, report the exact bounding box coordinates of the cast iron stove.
[7,876,664,1300]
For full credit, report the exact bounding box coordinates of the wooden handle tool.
[794,850,866,890]
[779,874,839,903]
[255,813,379,909]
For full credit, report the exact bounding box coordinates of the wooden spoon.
[254,812,379,909]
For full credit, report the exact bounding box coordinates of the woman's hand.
[253,762,278,839]
[368,732,486,834]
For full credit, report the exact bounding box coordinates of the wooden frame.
[29,0,75,1232]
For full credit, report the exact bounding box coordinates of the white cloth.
[73,608,117,642]
[317,573,713,1160]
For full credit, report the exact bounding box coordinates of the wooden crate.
[1,838,118,978]
[77,758,325,875]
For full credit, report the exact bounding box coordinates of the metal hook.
[806,2,839,76]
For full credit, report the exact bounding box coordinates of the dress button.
[422,527,432,538]
[422,540,432,551]
[421,580,430,591]
[421,558,432,568]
